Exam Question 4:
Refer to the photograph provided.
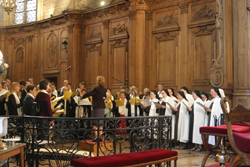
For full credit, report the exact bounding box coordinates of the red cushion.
[71,149,178,167]
[200,123,250,135]
[233,132,250,153]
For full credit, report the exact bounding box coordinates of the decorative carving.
[40,23,51,29]
[179,3,189,14]
[192,5,215,21]
[34,59,44,69]
[14,38,27,48]
[47,33,57,68]
[111,23,127,35]
[54,19,67,25]
[67,14,83,21]
[102,20,109,29]
[110,39,128,46]
[192,26,215,35]
[84,3,129,20]
[146,10,153,20]
[16,47,24,63]
[27,36,33,42]
[89,29,102,39]
[154,32,178,40]
[68,25,74,33]
[129,10,137,19]
[210,0,224,87]
[156,12,178,27]
[145,0,175,5]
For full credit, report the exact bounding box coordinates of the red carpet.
[206,163,230,167]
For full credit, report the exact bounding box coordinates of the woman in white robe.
[189,90,206,151]
[160,89,176,139]
[201,92,210,126]
[168,88,177,102]
[180,87,194,108]
[205,87,223,145]
[148,91,159,116]
[173,91,189,149]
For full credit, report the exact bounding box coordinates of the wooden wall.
[0,0,236,106]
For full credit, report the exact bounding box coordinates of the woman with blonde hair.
[81,76,107,142]
[6,82,22,115]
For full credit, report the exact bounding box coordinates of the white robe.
[192,98,206,145]
[208,96,222,145]
[74,96,91,118]
[177,99,189,143]
[203,99,210,126]
[149,98,159,116]
[186,94,194,108]
[161,96,176,139]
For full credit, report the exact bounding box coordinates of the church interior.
[0,0,250,167]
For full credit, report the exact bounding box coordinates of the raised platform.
[79,140,113,152]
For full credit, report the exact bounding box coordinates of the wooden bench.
[71,149,178,167]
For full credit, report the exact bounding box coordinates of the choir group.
[0,77,230,151]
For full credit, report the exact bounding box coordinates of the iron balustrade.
[5,116,172,167]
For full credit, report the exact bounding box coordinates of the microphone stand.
[66,67,81,118]
[111,77,127,87]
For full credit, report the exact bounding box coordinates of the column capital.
[129,0,148,10]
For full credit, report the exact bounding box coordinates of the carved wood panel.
[109,39,128,88]
[153,31,178,87]
[190,25,216,85]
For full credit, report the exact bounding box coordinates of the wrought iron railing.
[5,116,172,167]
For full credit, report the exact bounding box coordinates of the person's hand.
[116,104,119,108]
[162,106,166,109]
[172,108,178,111]
[68,98,71,102]
[187,108,192,112]
[129,100,132,103]
[205,108,211,112]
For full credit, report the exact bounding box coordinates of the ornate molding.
[145,0,175,5]
[156,12,178,27]
[67,25,74,33]
[102,20,109,29]
[129,10,137,19]
[179,2,189,14]
[16,47,24,63]
[146,10,153,20]
[89,29,102,39]
[47,33,57,69]
[14,38,27,48]
[27,36,33,42]
[210,0,224,88]
[192,5,215,21]
[111,23,127,36]
[84,3,129,20]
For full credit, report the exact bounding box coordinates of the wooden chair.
[221,98,250,167]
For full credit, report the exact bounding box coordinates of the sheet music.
[196,102,209,109]
[166,102,176,109]
[140,99,151,107]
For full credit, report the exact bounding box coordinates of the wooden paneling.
[0,0,236,102]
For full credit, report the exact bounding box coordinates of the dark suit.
[7,94,22,115]
[23,94,34,115]
[0,98,6,115]
[20,89,27,103]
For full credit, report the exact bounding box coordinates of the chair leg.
[174,159,177,167]
[232,158,245,167]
